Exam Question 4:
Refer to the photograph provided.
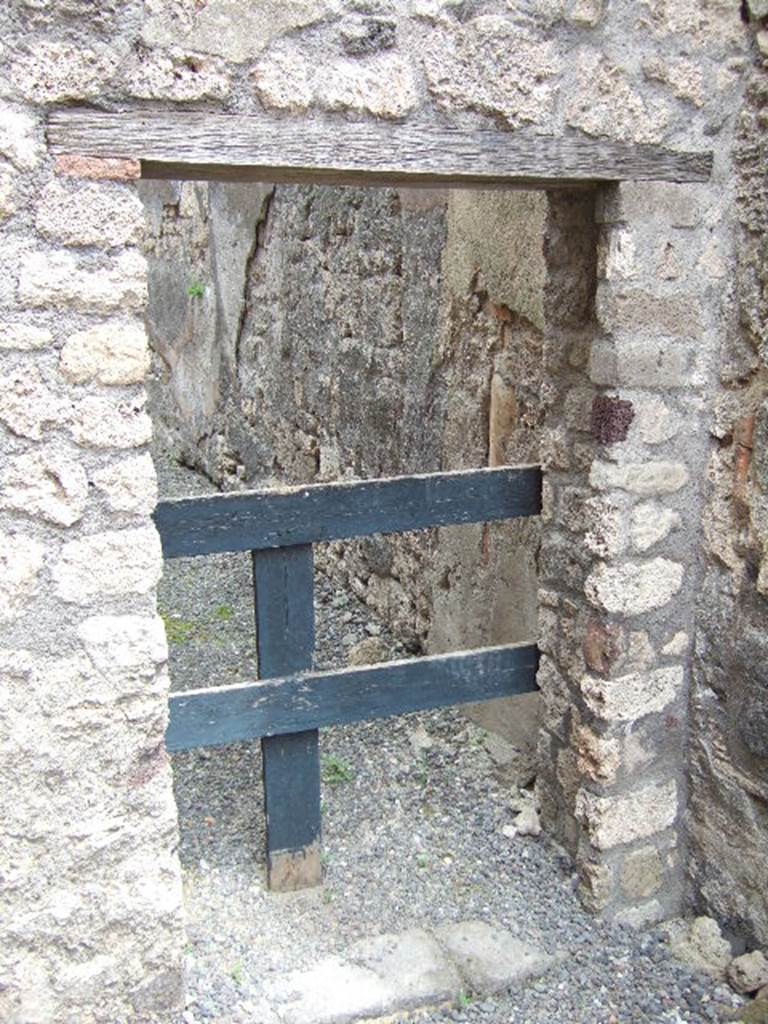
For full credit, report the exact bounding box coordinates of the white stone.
[575,779,678,850]
[0,448,88,526]
[566,55,669,144]
[0,365,71,440]
[0,163,16,219]
[123,48,231,102]
[590,460,689,496]
[585,558,684,615]
[566,0,604,25]
[0,530,45,622]
[513,805,542,837]
[92,454,158,514]
[629,398,682,445]
[642,57,705,107]
[60,321,150,386]
[18,250,147,313]
[419,17,560,128]
[0,321,53,350]
[70,395,153,450]
[53,527,162,604]
[11,40,119,102]
[434,920,556,996]
[265,929,460,1024]
[661,631,689,657]
[727,951,768,994]
[631,502,682,552]
[0,103,42,170]
[36,180,145,248]
[254,47,419,119]
[600,227,636,280]
[581,666,683,722]
[79,614,168,682]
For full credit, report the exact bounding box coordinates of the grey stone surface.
[264,929,460,1023]
[434,920,556,997]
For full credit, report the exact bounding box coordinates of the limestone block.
[0,103,42,170]
[11,40,119,102]
[589,338,696,389]
[590,460,689,496]
[667,917,733,980]
[79,614,168,685]
[728,952,768,995]
[60,322,150,386]
[630,502,682,552]
[0,164,16,219]
[0,530,44,622]
[566,0,605,26]
[642,57,705,107]
[595,182,705,228]
[434,920,556,996]
[0,448,88,526]
[122,48,231,102]
[596,288,703,337]
[598,226,636,280]
[613,900,666,929]
[19,250,147,313]
[53,527,162,604]
[254,46,419,119]
[36,181,145,248]
[70,395,153,450]
[661,631,689,657]
[566,55,669,144]
[0,322,52,351]
[0,365,71,440]
[572,722,620,782]
[620,847,664,900]
[92,454,158,514]
[575,779,678,850]
[581,665,682,722]
[141,0,339,62]
[586,558,684,616]
[419,17,560,128]
[578,859,614,912]
[629,397,681,446]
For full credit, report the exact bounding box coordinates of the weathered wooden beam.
[154,465,542,559]
[253,545,322,891]
[47,110,712,187]
[166,642,540,752]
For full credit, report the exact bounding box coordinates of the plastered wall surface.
[0,0,763,1020]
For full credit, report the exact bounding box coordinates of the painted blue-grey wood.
[252,545,321,888]
[154,465,542,559]
[166,642,540,752]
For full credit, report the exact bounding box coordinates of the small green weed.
[213,604,234,621]
[415,852,429,869]
[321,755,354,786]
[161,613,197,645]
[457,990,473,1009]
[230,962,243,986]
[188,281,205,299]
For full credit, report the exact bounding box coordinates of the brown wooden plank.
[46,110,712,187]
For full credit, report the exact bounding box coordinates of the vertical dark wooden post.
[252,545,322,891]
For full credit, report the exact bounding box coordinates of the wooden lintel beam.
[46,110,712,188]
[166,642,540,752]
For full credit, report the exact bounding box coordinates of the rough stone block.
[255,48,418,119]
[265,929,460,1024]
[628,397,682,445]
[60,321,150,385]
[596,288,703,338]
[585,558,684,615]
[572,721,620,782]
[434,920,557,996]
[55,155,142,181]
[0,365,71,441]
[589,337,696,389]
[0,103,42,170]
[666,917,733,981]
[92,454,158,514]
[0,322,53,351]
[0,530,44,622]
[642,57,704,107]
[728,952,768,995]
[11,40,119,102]
[70,395,153,450]
[580,666,682,721]
[578,859,614,913]
[620,847,665,900]
[0,448,88,526]
[597,226,636,280]
[595,182,705,228]
[36,180,145,248]
[0,164,16,220]
[19,250,147,313]
[590,460,689,496]
[53,527,162,604]
[575,779,678,850]
[122,47,231,102]
[78,614,168,685]
[566,55,669,144]
[630,502,682,552]
[419,18,560,128]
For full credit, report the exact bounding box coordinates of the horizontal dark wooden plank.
[154,465,542,559]
[166,642,540,751]
[47,110,712,187]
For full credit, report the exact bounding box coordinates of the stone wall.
[687,21,768,947]
[0,0,759,1020]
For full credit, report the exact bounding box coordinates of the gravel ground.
[156,455,744,1024]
